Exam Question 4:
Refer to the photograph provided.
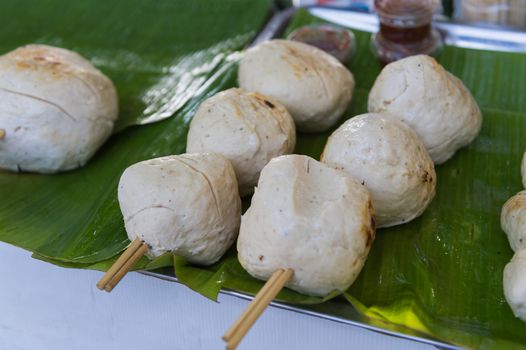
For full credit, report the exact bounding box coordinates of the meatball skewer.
[223,155,375,349]
[97,153,241,292]
[96,237,149,291]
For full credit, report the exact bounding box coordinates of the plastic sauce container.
[287,24,356,64]
[371,0,443,65]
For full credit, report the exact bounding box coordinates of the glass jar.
[371,0,443,65]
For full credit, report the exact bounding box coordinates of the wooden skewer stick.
[223,268,293,350]
[96,237,147,292]
[104,243,149,292]
[96,238,143,290]
[223,269,287,341]
[0,129,6,140]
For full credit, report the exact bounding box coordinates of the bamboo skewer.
[104,243,149,292]
[96,237,142,290]
[223,268,293,350]
[96,237,148,292]
[223,269,286,341]
[0,129,5,140]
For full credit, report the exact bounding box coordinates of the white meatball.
[238,39,354,133]
[118,153,241,265]
[501,191,526,252]
[503,247,526,322]
[237,155,374,297]
[368,55,482,164]
[186,88,295,196]
[321,113,436,228]
[0,44,118,173]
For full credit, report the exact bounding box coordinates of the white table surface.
[0,242,434,350]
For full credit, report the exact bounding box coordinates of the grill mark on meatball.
[281,45,307,78]
[0,87,77,121]
[503,192,526,213]
[227,98,243,117]
[421,170,433,183]
[251,92,276,110]
[264,100,275,109]
[250,93,292,152]
[17,51,106,116]
[285,46,298,56]
[251,92,277,112]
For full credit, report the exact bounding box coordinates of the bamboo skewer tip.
[96,237,148,292]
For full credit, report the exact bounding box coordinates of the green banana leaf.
[172,10,526,348]
[0,0,271,264]
[2,2,526,348]
[285,10,526,349]
[0,0,271,132]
